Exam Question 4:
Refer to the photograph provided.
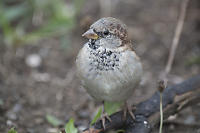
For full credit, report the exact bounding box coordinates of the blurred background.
[0,0,200,132]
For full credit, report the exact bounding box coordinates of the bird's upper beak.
[82,29,98,40]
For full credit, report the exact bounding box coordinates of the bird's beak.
[82,29,98,40]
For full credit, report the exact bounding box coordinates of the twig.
[164,0,190,76]
[157,80,166,133]
[149,89,200,126]
[159,93,163,133]
[82,75,200,133]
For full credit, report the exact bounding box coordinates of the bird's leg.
[123,101,136,120]
[101,101,112,130]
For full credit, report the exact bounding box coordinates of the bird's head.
[82,17,128,49]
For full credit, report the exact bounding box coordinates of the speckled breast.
[76,42,143,102]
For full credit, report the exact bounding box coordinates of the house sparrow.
[76,17,143,129]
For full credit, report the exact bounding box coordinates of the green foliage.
[90,102,123,125]
[8,128,17,133]
[185,56,200,66]
[90,107,102,125]
[65,118,78,133]
[46,114,63,127]
[0,0,84,46]
[104,101,123,115]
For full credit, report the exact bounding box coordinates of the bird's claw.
[123,104,136,120]
[101,112,112,130]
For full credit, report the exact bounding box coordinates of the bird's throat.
[88,39,100,50]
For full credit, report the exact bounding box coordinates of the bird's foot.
[101,112,112,130]
[123,102,136,121]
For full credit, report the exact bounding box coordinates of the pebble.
[26,54,42,68]
[6,120,14,126]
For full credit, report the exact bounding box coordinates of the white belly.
[76,44,143,102]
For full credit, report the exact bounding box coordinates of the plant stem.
[159,93,163,133]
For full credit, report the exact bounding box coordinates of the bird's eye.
[103,30,109,36]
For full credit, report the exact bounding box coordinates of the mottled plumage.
[76,17,143,102]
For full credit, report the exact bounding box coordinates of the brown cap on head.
[90,17,128,41]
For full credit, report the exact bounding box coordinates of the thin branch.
[149,89,200,127]
[164,0,190,76]
[82,75,200,133]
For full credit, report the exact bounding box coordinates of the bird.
[76,17,143,129]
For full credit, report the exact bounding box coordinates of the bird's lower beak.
[82,29,99,40]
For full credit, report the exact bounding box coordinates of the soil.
[0,0,200,133]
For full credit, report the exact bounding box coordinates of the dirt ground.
[0,0,200,133]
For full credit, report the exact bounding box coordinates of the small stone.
[6,120,13,126]
[26,54,42,68]
[168,114,177,121]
